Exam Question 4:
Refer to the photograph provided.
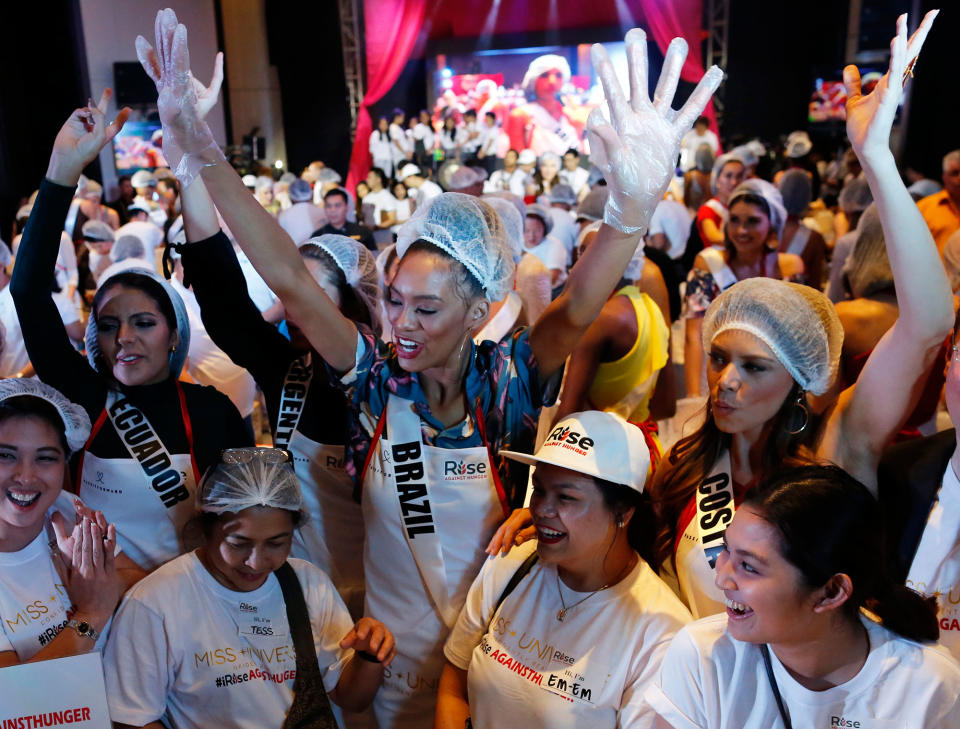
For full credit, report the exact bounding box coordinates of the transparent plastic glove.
[135,9,222,186]
[844,10,937,164]
[587,29,723,235]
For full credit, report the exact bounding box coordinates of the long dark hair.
[0,396,69,453]
[595,478,656,566]
[299,245,375,333]
[725,191,777,264]
[744,465,938,642]
[648,382,815,570]
[92,271,177,333]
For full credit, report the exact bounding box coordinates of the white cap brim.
[499,449,640,493]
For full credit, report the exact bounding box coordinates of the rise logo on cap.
[545,425,594,456]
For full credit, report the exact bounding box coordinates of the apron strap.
[75,407,109,495]
[175,381,201,485]
[473,402,510,519]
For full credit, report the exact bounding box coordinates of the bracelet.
[356,650,381,663]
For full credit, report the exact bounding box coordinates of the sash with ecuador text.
[696,450,735,569]
[274,354,313,451]
[384,396,460,628]
[103,387,197,534]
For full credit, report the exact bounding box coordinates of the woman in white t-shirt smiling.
[0,378,136,667]
[438,411,691,729]
[647,464,960,729]
[104,447,396,729]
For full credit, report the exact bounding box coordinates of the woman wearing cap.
[683,179,805,397]
[10,91,254,571]
[437,411,691,729]
[694,153,745,249]
[145,12,720,726]
[0,379,142,667]
[103,447,396,729]
[172,151,382,615]
[649,12,951,619]
[505,54,584,157]
[647,465,960,729]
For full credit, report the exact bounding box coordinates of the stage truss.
[338,0,364,140]
[705,0,730,122]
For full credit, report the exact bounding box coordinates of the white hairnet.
[82,220,115,242]
[0,239,11,268]
[316,168,342,185]
[549,184,577,206]
[255,176,274,193]
[198,448,305,518]
[0,378,91,454]
[785,130,813,158]
[539,151,561,168]
[289,179,313,202]
[702,277,843,395]
[778,169,813,217]
[395,192,515,302]
[111,235,145,263]
[710,152,745,195]
[577,187,609,221]
[299,234,381,335]
[838,177,873,214]
[731,144,758,168]
[729,179,788,237]
[525,203,554,235]
[82,179,103,199]
[241,174,257,188]
[131,170,156,188]
[907,178,942,200]
[522,54,571,96]
[842,205,892,299]
[448,166,482,190]
[482,196,523,264]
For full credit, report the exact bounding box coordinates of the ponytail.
[866,582,939,643]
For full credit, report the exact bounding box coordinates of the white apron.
[674,450,736,618]
[77,383,200,570]
[278,355,366,619]
[361,394,508,729]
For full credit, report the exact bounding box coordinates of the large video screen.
[429,42,630,157]
[113,120,168,174]
[808,70,883,123]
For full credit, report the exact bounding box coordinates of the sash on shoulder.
[275,354,313,451]
[696,450,735,569]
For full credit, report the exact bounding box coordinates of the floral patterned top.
[334,326,561,508]
[683,254,806,319]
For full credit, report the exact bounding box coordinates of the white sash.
[700,247,738,292]
[385,396,459,627]
[786,224,811,256]
[695,450,735,569]
[274,353,312,451]
[104,390,194,533]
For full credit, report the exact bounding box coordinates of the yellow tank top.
[587,286,670,423]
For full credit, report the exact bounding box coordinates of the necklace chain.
[554,557,636,622]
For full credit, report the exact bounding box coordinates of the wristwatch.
[67,618,99,642]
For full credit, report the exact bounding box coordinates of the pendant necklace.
[554,556,636,622]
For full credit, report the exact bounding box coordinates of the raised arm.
[529,30,722,376]
[824,11,952,480]
[137,10,357,371]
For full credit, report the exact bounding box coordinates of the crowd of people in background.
[0,7,959,729]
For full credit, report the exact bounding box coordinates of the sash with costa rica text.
[274,354,312,451]
[696,450,735,569]
[102,387,197,535]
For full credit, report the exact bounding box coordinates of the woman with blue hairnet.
[145,11,722,726]
[103,447,396,729]
[10,91,253,573]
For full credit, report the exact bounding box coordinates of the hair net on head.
[82,179,103,198]
[131,170,156,188]
[539,151,561,168]
[548,184,577,206]
[395,192,516,302]
[576,186,608,221]
[517,149,537,166]
[943,229,960,292]
[448,166,482,190]
[483,191,526,223]
[522,54,571,96]
[87,268,191,378]
[482,197,523,264]
[0,239,12,268]
[729,179,787,237]
[255,176,274,193]
[241,174,257,188]
[731,145,758,169]
[289,179,312,202]
[778,169,813,217]
[525,203,554,235]
[279,172,297,185]
[316,168,342,185]
[842,205,892,299]
[694,143,715,173]
[702,277,843,395]
[838,177,873,214]
[785,130,813,158]
[907,178,942,201]
[111,235,146,263]
[82,220,115,242]
[710,152,745,195]
[198,448,305,518]
[299,234,381,334]
[0,378,91,454]
[745,140,766,159]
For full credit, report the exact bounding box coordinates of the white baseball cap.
[500,411,650,493]
[517,149,537,166]
[398,164,421,182]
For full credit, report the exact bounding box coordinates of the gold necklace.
[554,556,636,622]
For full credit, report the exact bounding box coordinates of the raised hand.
[587,29,723,234]
[844,10,937,162]
[64,517,125,630]
[46,89,130,187]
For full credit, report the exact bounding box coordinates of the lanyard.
[761,644,793,729]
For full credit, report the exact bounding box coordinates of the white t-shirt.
[414,179,443,206]
[369,131,394,167]
[646,613,960,729]
[412,122,435,152]
[524,236,567,282]
[484,168,527,197]
[363,188,398,227]
[559,166,590,196]
[0,284,79,377]
[445,542,691,729]
[0,493,81,660]
[907,461,960,661]
[649,200,693,260]
[679,129,719,172]
[546,207,579,265]
[115,220,164,269]
[278,202,328,246]
[103,552,353,729]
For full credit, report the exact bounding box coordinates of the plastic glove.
[844,10,937,164]
[587,29,723,235]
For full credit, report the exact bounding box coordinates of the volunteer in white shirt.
[524,204,567,287]
[649,197,693,260]
[103,445,395,729]
[559,149,590,197]
[363,167,398,245]
[484,149,527,197]
[370,117,395,178]
[152,19,722,728]
[457,109,482,160]
[0,379,140,667]
[647,463,960,729]
[398,164,442,209]
[389,109,412,170]
[277,179,327,245]
[115,203,164,271]
[439,411,690,729]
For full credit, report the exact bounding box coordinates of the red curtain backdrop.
[346,0,429,192]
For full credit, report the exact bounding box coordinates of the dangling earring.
[787,390,809,435]
[170,344,178,353]
[616,517,624,529]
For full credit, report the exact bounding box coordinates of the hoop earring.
[787,390,809,435]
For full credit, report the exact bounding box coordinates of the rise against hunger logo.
[544,425,595,457]
[443,459,488,481]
